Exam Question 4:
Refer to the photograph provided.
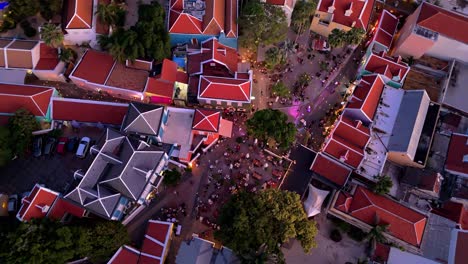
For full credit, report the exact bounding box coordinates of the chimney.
[340,150,350,162]
[355,120,363,129]
[345,3,353,17]
[328,0,336,13]
[351,21,356,27]
[35,204,51,213]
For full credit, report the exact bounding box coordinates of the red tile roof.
[145,59,187,98]
[318,0,375,29]
[432,201,468,230]
[372,10,399,49]
[225,0,238,38]
[169,10,203,34]
[417,2,468,45]
[334,116,371,147]
[187,38,239,75]
[336,186,427,246]
[192,109,221,132]
[108,246,140,264]
[323,138,364,168]
[335,192,353,212]
[311,153,352,186]
[445,133,468,176]
[198,75,251,102]
[346,74,385,120]
[0,83,54,116]
[35,44,59,70]
[17,184,59,222]
[454,231,468,264]
[65,0,93,29]
[145,78,174,98]
[203,0,225,35]
[364,52,409,82]
[159,59,178,83]
[71,50,115,84]
[47,197,85,220]
[51,98,128,125]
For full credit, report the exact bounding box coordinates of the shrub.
[330,229,342,242]
[23,26,37,37]
[347,226,367,242]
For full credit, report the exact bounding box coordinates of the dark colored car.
[32,137,43,157]
[43,137,56,155]
[56,137,68,154]
[67,137,78,152]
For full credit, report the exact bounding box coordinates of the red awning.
[150,96,172,105]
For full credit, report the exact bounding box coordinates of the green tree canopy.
[40,23,64,48]
[239,0,288,49]
[345,28,366,46]
[215,189,318,262]
[39,0,63,21]
[0,219,130,264]
[246,109,296,149]
[163,168,182,187]
[0,126,13,167]
[291,0,317,35]
[328,28,347,48]
[8,0,40,21]
[8,108,40,156]
[372,175,393,195]
[271,81,291,98]
[264,46,286,69]
[95,2,126,27]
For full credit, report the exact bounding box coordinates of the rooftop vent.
[345,3,353,17]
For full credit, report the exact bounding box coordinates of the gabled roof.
[168,10,203,34]
[122,102,164,136]
[71,49,115,84]
[203,0,225,35]
[448,229,468,264]
[311,153,352,186]
[335,186,427,246]
[364,52,409,82]
[346,74,385,121]
[0,83,54,117]
[187,38,238,75]
[108,245,140,264]
[225,0,238,38]
[372,10,399,49]
[47,197,86,220]
[51,97,128,125]
[16,184,59,221]
[145,59,187,97]
[35,44,60,70]
[65,0,94,29]
[445,133,468,176]
[198,75,251,102]
[317,0,375,29]
[432,201,468,230]
[192,109,221,132]
[416,2,468,45]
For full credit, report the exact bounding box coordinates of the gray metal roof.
[213,247,241,264]
[388,90,430,157]
[176,237,214,264]
[122,102,164,136]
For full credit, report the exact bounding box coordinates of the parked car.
[67,137,78,152]
[76,137,91,158]
[8,194,18,213]
[56,137,68,154]
[32,137,43,157]
[43,137,56,155]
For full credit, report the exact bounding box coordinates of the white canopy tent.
[303,184,329,218]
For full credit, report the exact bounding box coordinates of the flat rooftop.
[414,103,440,166]
[358,134,387,180]
[280,145,316,198]
[403,69,443,102]
[105,63,149,92]
[443,61,468,115]
[161,107,194,159]
[372,86,404,144]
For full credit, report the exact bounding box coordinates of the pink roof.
[192,109,221,132]
[311,153,352,186]
[364,52,409,82]
[347,74,385,120]
[17,184,58,222]
[47,197,85,220]
[51,98,128,125]
[71,50,115,84]
[187,38,238,75]
[335,186,427,246]
[417,2,468,44]
[445,133,468,176]
[198,75,251,102]
[372,10,399,49]
[0,83,53,116]
[318,0,375,29]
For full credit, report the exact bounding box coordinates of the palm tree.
[280,39,295,59]
[99,29,144,63]
[372,175,393,195]
[40,23,64,48]
[366,215,388,257]
[59,48,76,64]
[345,28,366,46]
[95,2,125,29]
[328,29,346,48]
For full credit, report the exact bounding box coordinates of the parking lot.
[0,126,105,195]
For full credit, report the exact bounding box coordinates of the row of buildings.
[284,3,468,263]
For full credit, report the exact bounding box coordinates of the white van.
[76,137,91,158]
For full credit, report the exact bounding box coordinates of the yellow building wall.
[310,11,352,37]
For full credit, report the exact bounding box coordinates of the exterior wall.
[425,35,468,63]
[342,108,372,125]
[31,43,40,68]
[310,11,352,37]
[387,151,424,168]
[69,76,144,101]
[392,4,421,56]
[393,33,435,59]
[33,61,67,82]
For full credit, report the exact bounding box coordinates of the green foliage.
[95,2,126,27]
[59,48,77,63]
[246,109,296,149]
[291,0,317,34]
[0,17,17,32]
[264,46,286,70]
[0,126,13,167]
[271,81,290,98]
[100,2,170,62]
[372,175,393,195]
[8,0,40,21]
[239,0,288,49]
[215,189,318,262]
[8,109,40,156]
[163,168,182,187]
[39,0,63,21]
[297,72,311,87]
[0,219,130,264]
[345,28,366,46]
[20,20,37,37]
[328,28,347,48]
[40,23,64,48]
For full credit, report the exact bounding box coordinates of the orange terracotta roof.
[108,246,140,264]
[192,109,221,132]
[187,38,238,75]
[203,0,225,35]
[17,184,59,222]
[145,78,174,98]
[47,197,85,220]
[364,52,409,82]
[168,10,203,34]
[35,44,59,70]
[66,0,93,29]
[346,74,385,121]
[445,133,468,176]
[51,98,128,125]
[225,0,238,38]
[318,0,375,29]
[311,153,352,186]
[336,186,427,247]
[0,83,54,116]
[71,50,115,84]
